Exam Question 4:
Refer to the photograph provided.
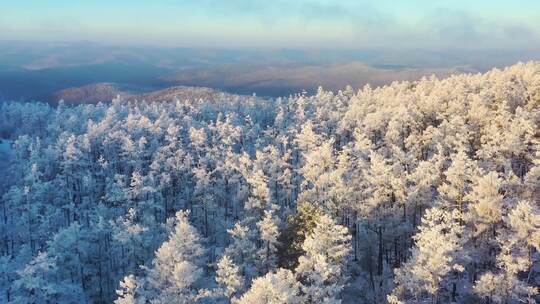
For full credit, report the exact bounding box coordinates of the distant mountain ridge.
[46,82,248,105]
[51,83,131,105]
[39,61,474,105]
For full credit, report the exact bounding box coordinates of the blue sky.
[2,0,540,49]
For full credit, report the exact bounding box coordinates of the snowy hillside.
[0,62,539,304]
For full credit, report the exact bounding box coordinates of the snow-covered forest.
[0,62,539,304]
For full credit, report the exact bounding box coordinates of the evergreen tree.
[390,207,465,303]
[256,210,281,274]
[236,269,301,304]
[296,214,351,303]
[215,255,244,302]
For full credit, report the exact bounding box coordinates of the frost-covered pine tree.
[464,171,505,278]
[112,208,150,274]
[295,214,351,303]
[115,275,143,304]
[474,201,540,303]
[236,268,301,304]
[256,210,281,274]
[245,169,276,224]
[12,251,88,304]
[390,207,465,303]
[277,202,324,269]
[120,210,205,304]
[224,222,258,280]
[215,255,244,302]
[438,149,481,215]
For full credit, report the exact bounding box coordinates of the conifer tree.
[296,214,351,303]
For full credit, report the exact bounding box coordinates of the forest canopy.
[0,62,539,304]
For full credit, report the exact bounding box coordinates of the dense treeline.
[0,62,539,303]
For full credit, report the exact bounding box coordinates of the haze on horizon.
[2,0,540,50]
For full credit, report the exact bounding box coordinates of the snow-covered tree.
[138,211,205,304]
[474,201,540,303]
[296,214,351,303]
[115,275,144,304]
[236,269,301,304]
[278,202,324,269]
[12,251,88,304]
[215,255,244,302]
[391,207,465,303]
[438,149,481,216]
[224,222,257,281]
[256,210,281,273]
